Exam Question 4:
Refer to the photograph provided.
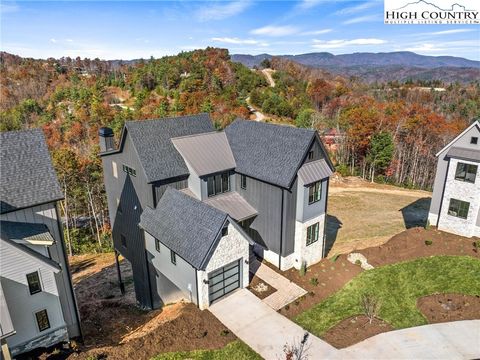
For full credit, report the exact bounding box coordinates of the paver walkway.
[210,290,480,360]
[209,289,338,359]
[250,259,307,310]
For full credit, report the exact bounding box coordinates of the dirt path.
[246,96,266,122]
[262,68,275,87]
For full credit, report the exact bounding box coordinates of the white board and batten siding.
[0,202,81,338]
[0,240,67,353]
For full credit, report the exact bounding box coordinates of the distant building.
[320,128,344,152]
[0,129,81,358]
[428,120,480,238]
[99,114,334,310]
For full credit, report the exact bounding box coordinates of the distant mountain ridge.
[231,51,479,69]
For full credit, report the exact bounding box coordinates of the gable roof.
[0,129,63,214]
[120,114,214,183]
[436,120,480,157]
[225,119,318,188]
[172,131,236,176]
[140,188,228,269]
[0,221,55,244]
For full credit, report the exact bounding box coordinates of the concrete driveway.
[209,289,337,359]
[210,289,480,360]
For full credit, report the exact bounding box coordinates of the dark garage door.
[208,259,241,304]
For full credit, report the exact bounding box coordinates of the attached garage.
[208,260,241,304]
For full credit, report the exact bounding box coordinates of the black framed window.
[222,226,228,237]
[35,309,50,332]
[121,234,127,248]
[308,181,322,204]
[448,199,470,220]
[170,250,176,265]
[26,272,42,295]
[155,238,160,253]
[207,172,230,197]
[455,162,477,183]
[240,175,247,190]
[306,223,319,246]
[308,151,314,160]
[471,137,478,145]
[122,164,136,177]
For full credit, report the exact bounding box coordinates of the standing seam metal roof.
[0,129,63,214]
[446,146,480,162]
[298,159,333,185]
[0,221,55,243]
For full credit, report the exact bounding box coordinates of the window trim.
[454,162,477,184]
[122,164,136,177]
[170,250,177,265]
[26,271,42,295]
[155,238,161,253]
[306,222,320,246]
[448,198,470,220]
[207,172,231,197]
[35,309,51,332]
[240,175,247,190]
[308,181,322,204]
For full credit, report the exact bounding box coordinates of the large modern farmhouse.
[100,113,334,309]
[0,129,81,357]
[428,120,480,238]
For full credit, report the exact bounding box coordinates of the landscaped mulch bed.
[359,227,479,267]
[417,293,480,324]
[248,274,277,300]
[321,315,393,349]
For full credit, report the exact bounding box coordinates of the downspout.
[322,178,330,258]
[278,189,285,270]
[54,204,83,342]
[195,269,200,307]
[436,157,451,228]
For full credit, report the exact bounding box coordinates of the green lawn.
[151,341,261,360]
[296,256,480,336]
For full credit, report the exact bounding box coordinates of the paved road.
[210,289,480,360]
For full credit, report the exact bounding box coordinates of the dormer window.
[207,172,230,197]
[471,137,478,145]
[308,151,314,160]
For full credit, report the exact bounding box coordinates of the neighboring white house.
[428,120,480,238]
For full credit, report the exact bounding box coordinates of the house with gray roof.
[428,120,480,238]
[0,129,81,357]
[99,113,334,309]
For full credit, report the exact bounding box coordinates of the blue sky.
[1,0,479,60]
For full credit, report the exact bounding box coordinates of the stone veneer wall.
[438,157,480,238]
[196,222,250,310]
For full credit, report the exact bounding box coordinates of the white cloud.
[301,28,333,36]
[335,1,379,15]
[50,38,57,43]
[404,43,446,52]
[211,37,268,46]
[342,15,379,25]
[297,0,327,10]
[420,29,475,36]
[312,38,387,49]
[66,39,74,43]
[196,1,251,21]
[250,25,299,37]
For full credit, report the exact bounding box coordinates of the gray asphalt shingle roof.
[125,113,214,183]
[139,188,228,269]
[225,119,316,188]
[0,221,55,243]
[0,129,63,214]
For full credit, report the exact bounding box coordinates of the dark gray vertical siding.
[304,138,325,164]
[281,178,297,256]
[235,174,283,253]
[102,134,155,308]
[153,178,188,206]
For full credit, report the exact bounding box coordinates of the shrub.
[474,240,480,252]
[425,240,433,246]
[355,259,362,266]
[335,164,350,177]
[361,293,381,324]
[425,220,431,230]
[331,254,340,262]
[299,261,307,277]
[220,329,230,336]
[284,305,290,311]
[310,277,319,286]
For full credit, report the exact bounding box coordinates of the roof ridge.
[170,130,220,141]
[126,112,209,126]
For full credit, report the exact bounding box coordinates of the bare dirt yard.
[63,253,236,359]
[326,176,432,256]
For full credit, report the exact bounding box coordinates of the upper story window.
[306,222,319,246]
[308,181,322,204]
[170,250,177,265]
[240,175,247,190]
[112,161,118,178]
[35,309,50,332]
[207,172,230,197]
[454,162,477,183]
[155,238,161,253]
[26,271,42,295]
[222,226,229,237]
[471,137,478,145]
[448,198,469,220]
[308,151,314,160]
[122,164,136,177]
